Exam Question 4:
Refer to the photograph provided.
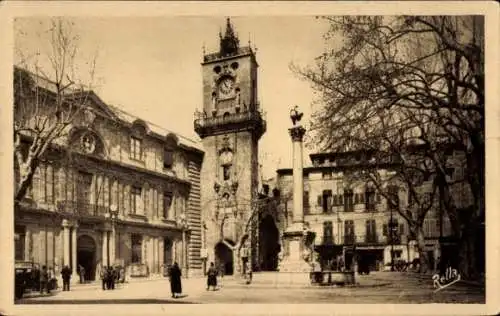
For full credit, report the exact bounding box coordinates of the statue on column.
[290,106,304,126]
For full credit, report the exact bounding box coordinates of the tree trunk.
[416,226,429,274]
[15,159,39,203]
[458,219,479,280]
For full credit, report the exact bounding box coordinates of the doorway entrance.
[164,238,173,266]
[215,240,234,275]
[77,235,96,282]
[258,215,280,271]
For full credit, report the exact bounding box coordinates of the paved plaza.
[15,272,484,304]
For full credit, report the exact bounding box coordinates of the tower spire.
[219,17,240,56]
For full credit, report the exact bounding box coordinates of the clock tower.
[194,18,266,275]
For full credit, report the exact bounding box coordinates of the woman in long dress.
[206,262,218,291]
[169,262,182,298]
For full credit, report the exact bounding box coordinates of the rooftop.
[14,66,203,153]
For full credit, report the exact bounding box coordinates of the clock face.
[218,77,234,98]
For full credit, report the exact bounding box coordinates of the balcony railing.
[57,200,109,217]
[194,109,266,138]
[342,234,402,246]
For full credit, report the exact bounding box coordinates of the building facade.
[194,19,266,275]
[14,67,204,280]
[275,150,456,273]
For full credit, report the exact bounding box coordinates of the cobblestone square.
[15,272,484,305]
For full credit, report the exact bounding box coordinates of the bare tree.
[14,18,99,204]
[293,16,484,278]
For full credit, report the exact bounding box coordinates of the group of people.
[100,265,119,290]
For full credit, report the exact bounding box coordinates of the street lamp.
[176,213,189,278]
[389,210,397,272]
[104,205,119,267]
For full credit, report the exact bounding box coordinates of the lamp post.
[109,204,118,267]
[389,208,395,272]
[177,213,189,278]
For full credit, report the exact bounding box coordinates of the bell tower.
[194,18,266,275]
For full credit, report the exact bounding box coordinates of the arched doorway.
[77,235,96,282]
[215,240,234,275]
[259,215,280,271]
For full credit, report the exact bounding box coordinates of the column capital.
[62,219,70,228]
[288,126,306,142]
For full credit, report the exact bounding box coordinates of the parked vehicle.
[14,261,35,299]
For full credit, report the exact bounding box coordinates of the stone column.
[182,229,187,277]
[71,223,78,280]
[278,107,311,275]
[62,220,70,267]
[158,238,164,276]
[102,230,109,267]
[25,229,32,261]
[290,126,306,224]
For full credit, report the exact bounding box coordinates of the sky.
[14,16,330,179]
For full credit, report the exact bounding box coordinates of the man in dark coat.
[106,266,114,290]
[61,265,72,291]
[206,262,218,291]
[168,262,182,298]
[109,266,116,290]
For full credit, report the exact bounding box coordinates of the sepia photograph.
[0,2,498,315]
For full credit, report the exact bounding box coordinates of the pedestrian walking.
[79,264,85,284]
[206,262,218,291]
[61,265,72,291]
[39,265,50,294]
[168,262,182,298]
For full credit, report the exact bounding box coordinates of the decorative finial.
[202,42,206,56]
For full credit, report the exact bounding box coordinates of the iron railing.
[194,109,265,128]
[56,200,109,217]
